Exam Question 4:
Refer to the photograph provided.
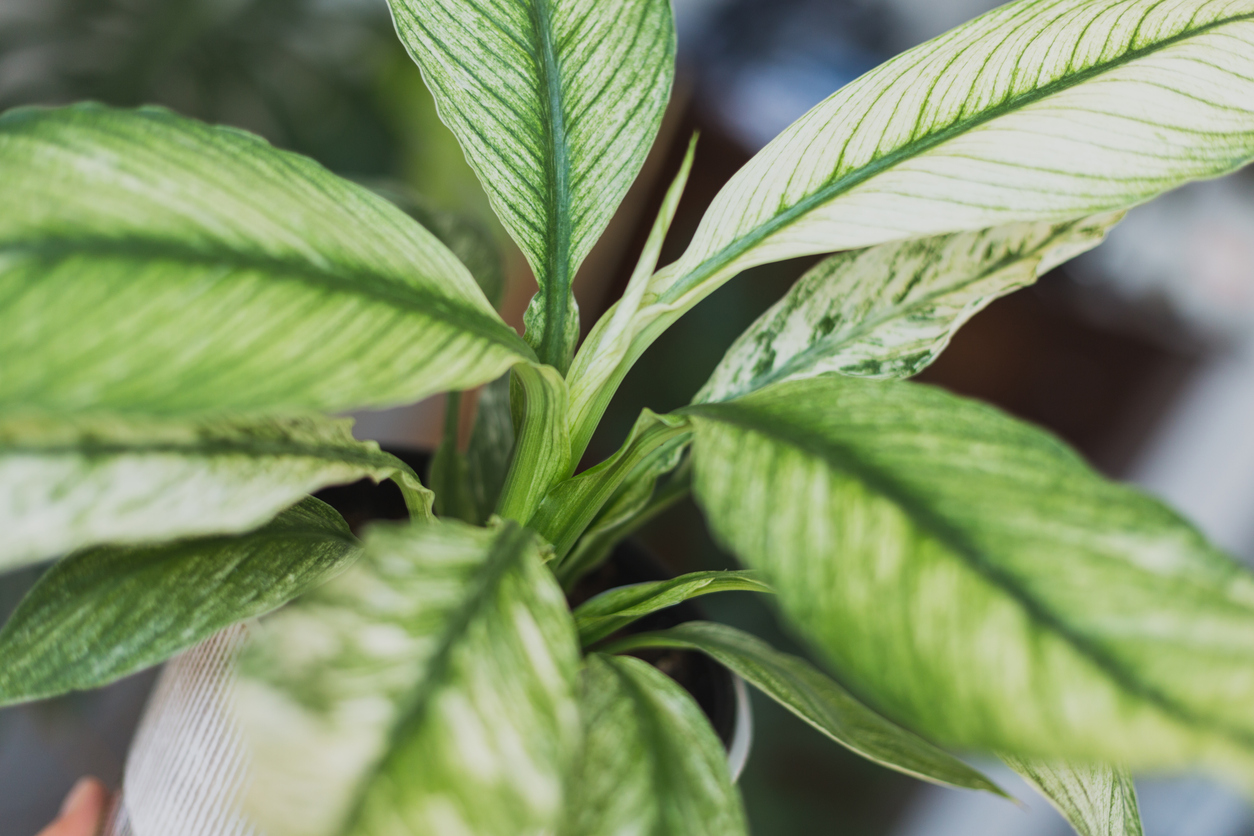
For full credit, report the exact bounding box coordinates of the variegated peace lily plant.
[2,0,1254,833]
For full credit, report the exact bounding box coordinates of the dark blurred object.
[0,0,400,173]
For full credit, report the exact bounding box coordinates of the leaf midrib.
[3,236,534,358]
[660,10,1254,305]
[689,403,1254,752]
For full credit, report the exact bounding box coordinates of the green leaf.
[687,376,1254,771]
[369,181,506,309]
[605,621,1006,795]
[386,0,676,370]
[0,498,356,706]
[0,104,532,417]
[234,519,580,836]
[574,574,771,647]
[1003,757,1144,836]
[697,215,1120,403]
[466,373,517,523]
[567,135,697,459]
[532,409,690,561]
[496,362,572,524]
[608,0,1254,397]
[561,653,749,836]
[0,412,430,571]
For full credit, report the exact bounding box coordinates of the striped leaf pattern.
[560,653,749,836]
[0,412,429,571]
[688,376,1254,771]
[0,104,532,418]
[234,520,580,836]
[1003,757,1144,836]
[0,498,358,705]
[387,0,676,369]
[696,215,1119,403]
[614,0,1254,391]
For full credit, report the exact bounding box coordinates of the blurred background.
[2,0,1254,833]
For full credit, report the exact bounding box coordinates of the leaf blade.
[0,104,531,417]
[388,0,676,369]
[0,497,358,705]
[1003,757,1144,836]
[0,411,431,571]
[234,519,581,836]
[687,376,1254,770]
[574,574,772,647]
[561,653,749,836]
[607,621,1006,795]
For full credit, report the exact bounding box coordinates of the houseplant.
[2,0,1254,832]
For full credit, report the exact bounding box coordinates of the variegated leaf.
[387,0,676,369]
[234,519,580,836]
[0,498,357,704]
[0,412,429,571]
[0,104,532,417]
[1003,757,1144,836]
[697,215,1119,403]
[688,376,1254,772]
[560,653,749,836]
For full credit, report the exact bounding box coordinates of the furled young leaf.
[606,621,1005,795]
[0,104,532,417]
[496,362,572,524]
[567,136,697,459]
[602,0,1254,401]
[687,376,1254,771]
[574,573,771,647]
[697,215,1120,403]
[234,519,580,836]
[0,412,430,571]
[0,498,356,706]
[531,409,690,560]
[1003,756,1144,836]
[387,0,676,370]
[560,653,749,836]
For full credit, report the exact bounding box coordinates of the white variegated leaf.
[234,520,580,836]
[688,376,1254,773]
[560,653,749,836]
[0,104,532,417]
[582,0,1254,404]
[1003,756,1144,836]
[697,215,1120,403]
[0,412,430,571]
[387,0,675,369]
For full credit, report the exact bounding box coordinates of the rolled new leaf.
[0,498,357,705]
[605,0,1254,398]
[387,0,675,369]
[0,411,430,571]
[1004,757,1144,836]
[697,215,1120,403]
[606,621,1005,795]
[687,376,1254,772]
[574,573,771,647]
[234,519,580,836]
[0,104,533,417]
[560,653,749,836]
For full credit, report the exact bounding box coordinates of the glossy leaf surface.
[235,520,580,836]
[0,498,357,705]
[697,215,1119,403]
[610,0,1254,397]
[574,573,771,647]
[1004,756,1144,836]
[688,376,1254,769]
[0,412,429,571]
[608,621,1004,794]
[560,653,749,836]
[388,0,675,368]
[0,104,531,417]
